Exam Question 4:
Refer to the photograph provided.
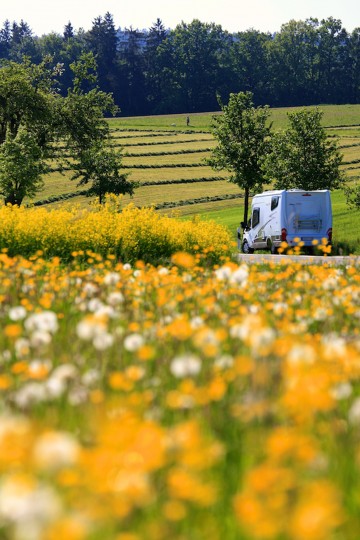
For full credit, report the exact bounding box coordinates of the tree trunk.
[4,193,23,206]
[243,186,250,225]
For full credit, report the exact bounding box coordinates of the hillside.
[32,104,360,254]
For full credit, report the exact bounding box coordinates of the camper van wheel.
[242,240,254,254]
[267,238,278,254]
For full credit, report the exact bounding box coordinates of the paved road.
[237,254,360,266]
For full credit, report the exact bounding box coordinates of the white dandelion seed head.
[51,364,78,382]
[123,333,144,352]
[170,354,201,378]
[82,283,98,297]
[14,383,48,409]
[190,316,204,329]
[24,311,58,335]
[33,431,80,470]
[87,298,105,313]
[107,292,125,306]
[287,344,316,366]
[30,331,52,348]
[230,264,249,286]
[331,382,352,401]
[76,317,106,341]
[0,476,61,525]
[103,272,120,286]
[8,306,27,321]
[93,332,114,351]
[215,265,232,281]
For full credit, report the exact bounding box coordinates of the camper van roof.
[253,189,330,198]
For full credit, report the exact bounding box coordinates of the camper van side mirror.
[240,221,245,229]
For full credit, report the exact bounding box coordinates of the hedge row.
[153,193,243,210]
[324,123,360,129]
[338,142,360,149]
[141,176,226,186]
[109,132,175,139]
[31,190,89,206]
[342,158,360,165]
[124,148,212,157]
[122,163,206,169]
[118,138,214,147]
[109,128,211,134]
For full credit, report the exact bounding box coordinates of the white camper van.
[238,189,332,254]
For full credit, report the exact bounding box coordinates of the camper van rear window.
[252,208,260,227]
[271,197,279,211]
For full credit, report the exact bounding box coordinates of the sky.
[2,0,360,36]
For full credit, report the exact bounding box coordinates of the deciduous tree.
[262,107,344,191]
[208,91,271,224]
[72,142,135,204]
[0,54,135,206]
[0,129,47,205]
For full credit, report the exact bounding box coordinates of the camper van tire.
[242,240,254,254]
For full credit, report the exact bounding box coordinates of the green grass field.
[114,104,360,131]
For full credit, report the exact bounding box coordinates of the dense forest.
[1,14,360,115]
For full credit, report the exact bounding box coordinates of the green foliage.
[0,60,55,146]
[159,20,230,113]
[3,15,360,115]
[0,59,58,206]
[344,184,360,210]
[263,108,345,191]
[0,129,47,205]
[72,143,136,204]
[208,91,271,222]
[69,51,98,92]
[0,55,133,206]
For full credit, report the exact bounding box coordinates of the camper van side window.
[252,208,260,228]
[271,197,279,211]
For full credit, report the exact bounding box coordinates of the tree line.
[1,15,360,115]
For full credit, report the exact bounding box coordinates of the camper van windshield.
[252,208,260,228]
[271,197,279,211]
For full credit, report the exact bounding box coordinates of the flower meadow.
[0,208,360,540]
